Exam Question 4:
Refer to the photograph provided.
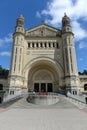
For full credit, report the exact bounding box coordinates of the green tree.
[78,70,87,75]
[78,72,82,75]
[0,65,9,78]
[83,70,87,75]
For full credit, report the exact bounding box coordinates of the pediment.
[25,24,61,37]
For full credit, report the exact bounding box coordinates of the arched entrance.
[33,70,53,92]
[25,59,64,92]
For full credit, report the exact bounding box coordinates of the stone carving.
[34,71,52,80]
[26,25,58,37]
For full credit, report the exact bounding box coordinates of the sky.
[0,0,87,72]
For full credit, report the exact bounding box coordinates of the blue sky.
[0,0,87,72]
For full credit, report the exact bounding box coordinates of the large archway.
[33,69,54,92]
[28,67,56,92]
[24,58,64,92]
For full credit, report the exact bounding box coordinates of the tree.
[83,70,87,75]
[78,70,87,75]
[78,72,82,75]
[0,65,9,78]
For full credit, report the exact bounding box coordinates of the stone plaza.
[0,94,87,130]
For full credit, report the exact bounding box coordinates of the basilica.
[8,14,80,93]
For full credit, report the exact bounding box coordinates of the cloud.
[37,0,87,40]
[0,52,11,56]
[79,42,87,49]
[72,21,87,41]
[0,33,12,47]
[36,11,41,18]
[79,58,83,61]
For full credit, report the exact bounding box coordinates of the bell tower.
[62,13,79,90]
[8,15,25,91]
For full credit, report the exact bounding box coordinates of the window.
[15,55,17,63]
[53,43,55,47]
[68,37,70,44]
[36,43,38,48]
[49,42,51,47]
[17,37,19,44]
[56,42,59,49]
[65,48,69,73]
[15,47,17,54]
[84,84,87,90]
[69,48,73,72]
[44,43,46,47]
[40,42,42,47]
[28,43,30,48]
[32,42,34,48]
[14,64,16,71]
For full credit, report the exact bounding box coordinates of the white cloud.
[72,21,87,41]
[79,42,87,49]
[37,0,87,40]
[79,58,83,61]
[0,33,12,47]
[36,11,41,18]
[0,52,11,56]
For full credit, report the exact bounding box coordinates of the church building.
[8,14,80,93]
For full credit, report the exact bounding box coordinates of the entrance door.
[34,83,39,92]
[41,83,46,92]
[47,83,53,92]
[0,84,3,90]
[0,97,2,103]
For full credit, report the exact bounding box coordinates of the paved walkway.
[0,94,87,130]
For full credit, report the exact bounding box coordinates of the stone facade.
[8,14,80,92]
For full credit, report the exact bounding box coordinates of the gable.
[25,24,61,37]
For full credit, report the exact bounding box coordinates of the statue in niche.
[41,27,45,36]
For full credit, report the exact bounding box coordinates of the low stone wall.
[67,91,87,104]
[0,79,8,88]
[3,88,22,103]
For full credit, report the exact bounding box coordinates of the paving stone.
[0,95,87,130]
